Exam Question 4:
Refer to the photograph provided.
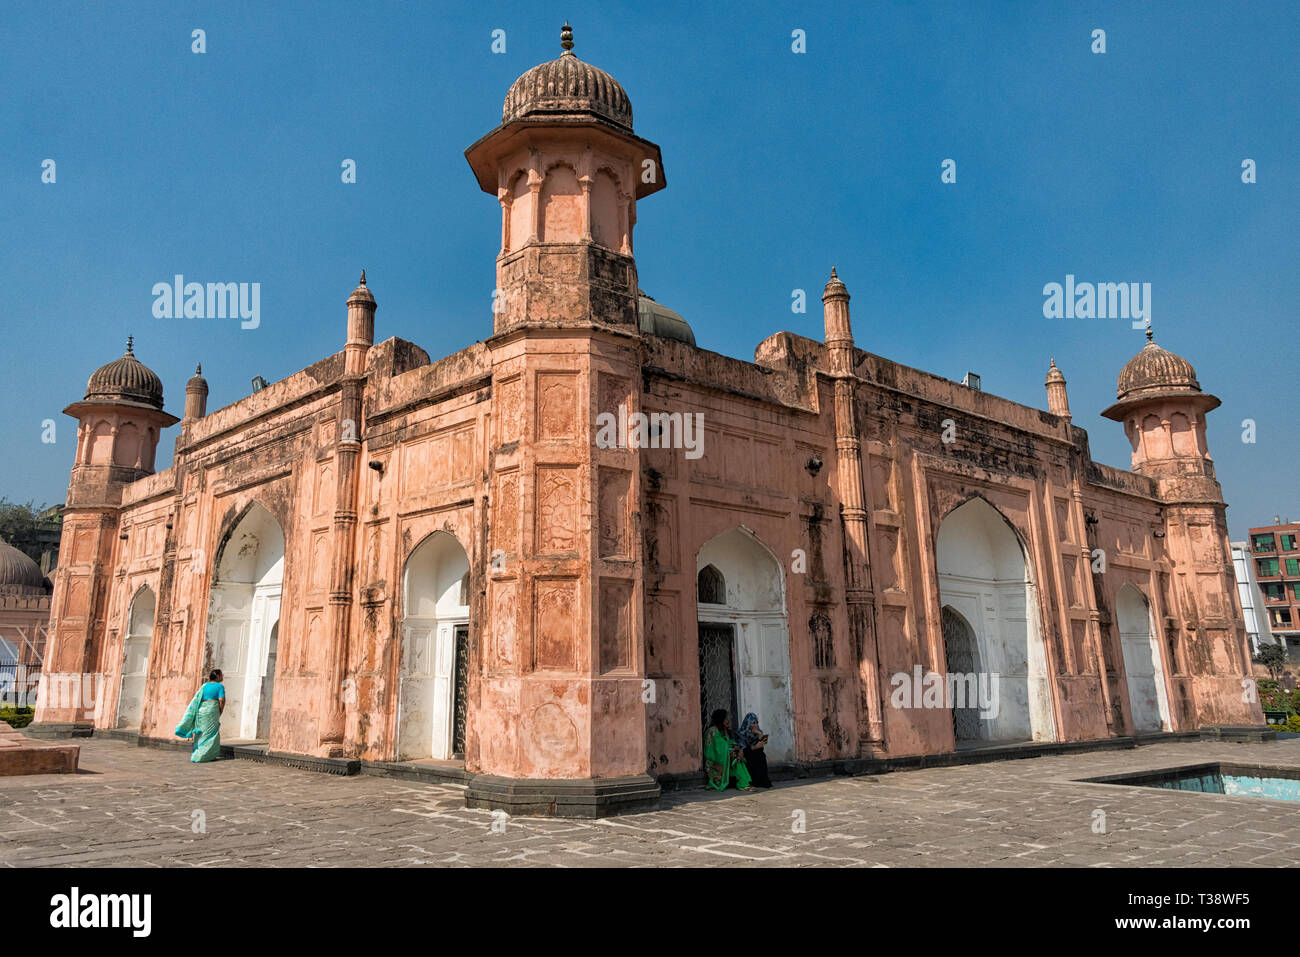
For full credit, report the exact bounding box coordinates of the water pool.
[1082,762,1300,803]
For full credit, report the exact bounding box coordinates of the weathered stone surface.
[0,722,78,775]
[29,29,1261,816]
[2,736,1298,866]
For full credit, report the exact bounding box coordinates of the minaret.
[1102,326,1257,728]
[321,270,376,753]
[822,268,884,752]
[183,364,208,421]
[1102,327,1217,481]
[1045,358,1070,421]
[30,338,179,736]
[462,25,664,814]
[465,22,665,334]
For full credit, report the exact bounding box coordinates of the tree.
[0,498,48,563]
[1255,641,1287,680]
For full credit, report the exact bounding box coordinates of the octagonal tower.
[31,339,179,735]
[463,25,663,815]
[1103,329,1256,727]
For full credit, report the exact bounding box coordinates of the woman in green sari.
[175,669,224,763]
[704,709,753,791]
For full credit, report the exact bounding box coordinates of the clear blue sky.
[2,1,1295,538]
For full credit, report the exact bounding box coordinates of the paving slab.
[1,737,1297,867]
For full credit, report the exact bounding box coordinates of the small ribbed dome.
[1116,332,1200,400]
[85,337,165,409]
[186,363,208,392]
[1045,358,1066,384]
[638,292,695,346]
[823,266,848,299]
[0,539,45,591]
[503,23,633,130]
[348,269,375,306]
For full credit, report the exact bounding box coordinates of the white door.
[240,589,280,740]
[734,616,795,763]
[1121,628,1169,732]
[398,618,435,760]
[398,616,463,760]
[430,622,456,760]
[117,635,151,729]
[214,594,251,742]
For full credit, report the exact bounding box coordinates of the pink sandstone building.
[31,26,1264,815]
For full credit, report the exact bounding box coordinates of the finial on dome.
[1144,318,1153,342]
[360,268,367,286]
[830,266,838,279]
[561,21,574,54]
[126,335,134,356]
[195,363,202,375]
[1050,357,1057,368]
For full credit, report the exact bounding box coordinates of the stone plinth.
[0,721,79,775]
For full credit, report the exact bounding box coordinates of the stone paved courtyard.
[1,736,1297,867]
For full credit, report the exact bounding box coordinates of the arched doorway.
[941,605,982,743]
[398,531,470,761]
[116,586,156,729]
[696,527,794,763]
[936,497,1055,743]
[206,503,284,742]
[1117,584,1170,733]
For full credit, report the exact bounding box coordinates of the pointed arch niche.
[935,497,1056,744]
[206,503,284,742]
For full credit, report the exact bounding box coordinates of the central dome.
[85,337,165,410]
[0,539,46,592]
[502,23,633,130]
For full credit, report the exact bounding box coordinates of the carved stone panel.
[533,577,579,672]
[646,590,678,676]
[599,577,633,674]
[490,578,518,674]
[494,469,520,555]
[598,467,632,559]
[496,374,524,445]
[644,495,678,573]
[599,373,630,428]
[536,372,579,442]
[535,466,578,554]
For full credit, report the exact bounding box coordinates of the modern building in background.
[1247,519,1300,659]
[1231,541,1275,656]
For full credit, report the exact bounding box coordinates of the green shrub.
[0,707,34,729]
[1257,679,1297,715]
[1285,715,1300,734]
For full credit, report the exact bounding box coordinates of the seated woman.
[704,709,753,791]
[737,712,772,788]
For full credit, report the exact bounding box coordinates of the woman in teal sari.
[175,669,224,763]
[704,709,753,791]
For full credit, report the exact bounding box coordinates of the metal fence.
[0,663,41,708]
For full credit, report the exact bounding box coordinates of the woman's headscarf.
[737,712,761,749]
